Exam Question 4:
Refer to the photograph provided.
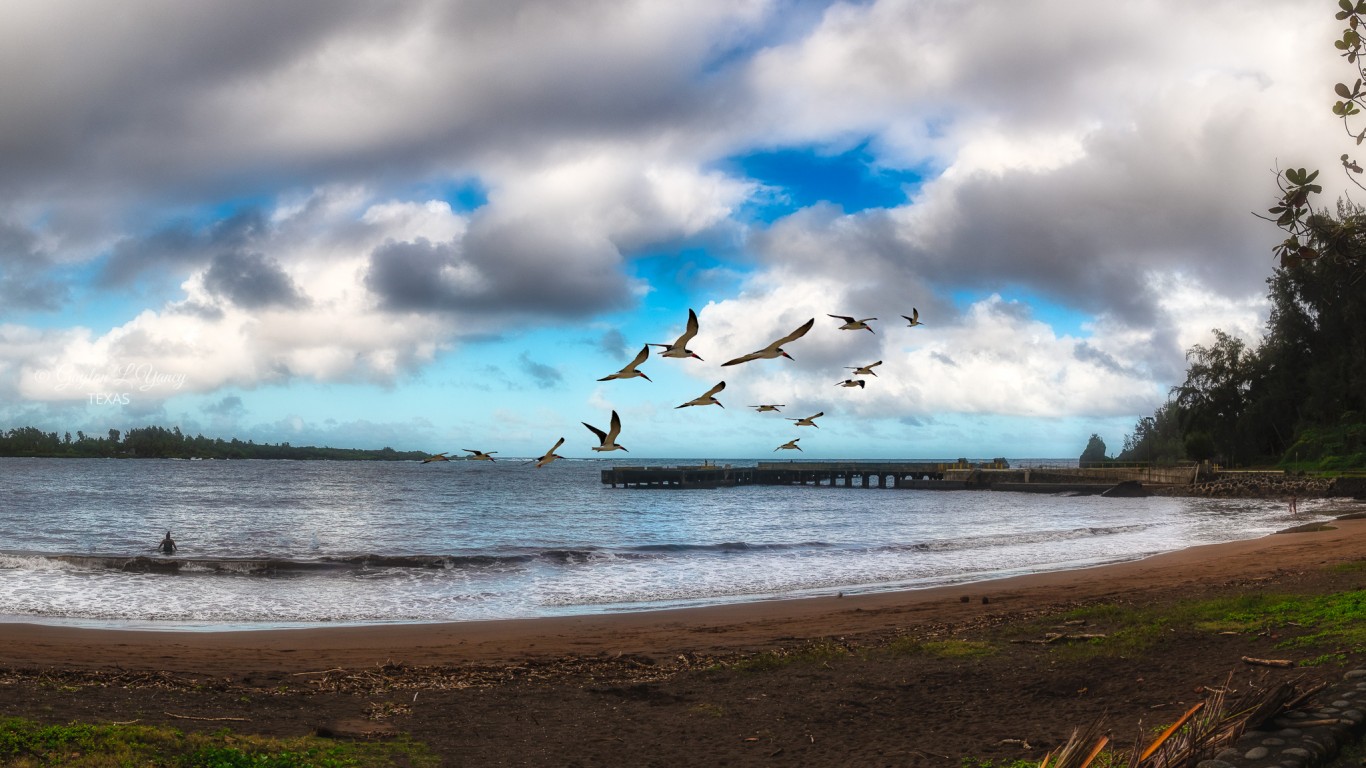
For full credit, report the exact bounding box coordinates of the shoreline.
[0,551,1158,635]
[5,513,1365,676]
[8,496,1359,635]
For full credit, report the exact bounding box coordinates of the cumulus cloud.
[0,0,1350,453]
[700,281,1164,422]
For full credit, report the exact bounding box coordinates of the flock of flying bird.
[421,308,925,465]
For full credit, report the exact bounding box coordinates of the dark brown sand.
[4,513,1366,766]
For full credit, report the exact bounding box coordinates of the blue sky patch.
[950,287,1092,338]
[409,177,488,212]
[724,142,924,222]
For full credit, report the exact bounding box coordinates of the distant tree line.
[1115,201,1366,471]
[0,425,429,461]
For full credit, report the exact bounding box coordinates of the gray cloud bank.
[0,0,1346,423]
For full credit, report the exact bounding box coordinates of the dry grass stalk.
[1135,702,1203,764]
[1128,673,1316,768]
[1040,718,1108,768]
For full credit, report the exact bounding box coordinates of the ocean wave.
[3,541,845,577]
[632,541,833,554]
[877,524,1152,554]
[0,527,1143,580]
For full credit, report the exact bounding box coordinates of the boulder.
[1102,480,1150,498]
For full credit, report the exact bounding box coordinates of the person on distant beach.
[159,531,177,555]
[1289,495,1299,518]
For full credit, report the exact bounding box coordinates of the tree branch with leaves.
[1259,1,1366,268]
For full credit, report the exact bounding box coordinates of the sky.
[0,0,1352,460]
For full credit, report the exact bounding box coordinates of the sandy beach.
[4,512,1366,765]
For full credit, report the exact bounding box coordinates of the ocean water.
[0,457,1318,630]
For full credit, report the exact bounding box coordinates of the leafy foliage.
[1120,199,1366,468]
[0,424,428,460]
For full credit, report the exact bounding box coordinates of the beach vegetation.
[0,718,436,767]
[1298,652,1349,667]
[1050,589,1366,661]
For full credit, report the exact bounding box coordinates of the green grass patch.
[729,641,852,672]
[1299,652,1349,667]
[0,718,436,767]
[1237,590,1366,652]
[1042,590,1366,658]
[1329,559,1366,573]
[886,638,997,659]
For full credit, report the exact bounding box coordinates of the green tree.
[1118,401,1188,464]
[1172,330,1253,465]
[1184,432,1217,463]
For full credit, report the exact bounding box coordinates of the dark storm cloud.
[0,220,67,312]
[363,239,466,312]
[364,227,633,317]
[518,352,563,390]
[202,251,307,309]
[99,210,269,287]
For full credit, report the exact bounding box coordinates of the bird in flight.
[421,452,450,464]
[463,449,497,461]
[676,381,726,409]
[787,412,824,427]
[828,314,876,333]
[598,344,652,382]
[648,308,704,360]
[531,437,566,468]
[721,317,816,366]
[835,379,867,389]
[749,404,785,412]
[774,438,802,451]
[902,308,924,327]
[845,361,882,377]
[583,410,628,452]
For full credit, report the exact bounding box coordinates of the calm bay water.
[0,457,1317,629]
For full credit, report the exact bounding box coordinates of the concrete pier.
[601,460,1198,491]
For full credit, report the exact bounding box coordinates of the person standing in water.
[159,531,177,555]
